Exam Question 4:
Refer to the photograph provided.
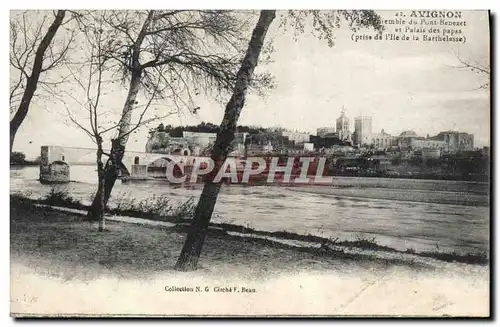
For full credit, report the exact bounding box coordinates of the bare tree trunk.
[97,169,106,232]
[94,139,107,231]
[174,10,276,271]
[87,138,126,220]
[10,10,66,153]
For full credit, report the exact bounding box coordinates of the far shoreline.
[10,164,490,184]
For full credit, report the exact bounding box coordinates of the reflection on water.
[10,166,489,254]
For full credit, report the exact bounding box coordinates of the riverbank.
[10,197,490,317]
[11,194,489,266]
[10,199,418,279]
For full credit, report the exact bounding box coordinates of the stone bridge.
[39,145,196,183]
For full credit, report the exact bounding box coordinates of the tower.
[354,116,373,146]
[336,106,350,141]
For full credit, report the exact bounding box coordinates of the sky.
[11,10,490,159]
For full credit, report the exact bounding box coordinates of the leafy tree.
[10,151,26,165]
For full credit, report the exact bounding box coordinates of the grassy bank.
[10,192,489,266]
[12,197,435,280]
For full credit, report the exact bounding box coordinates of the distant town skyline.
[12,10,490,159]
[147,111,481,140]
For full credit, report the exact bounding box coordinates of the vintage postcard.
[9,9,490,317]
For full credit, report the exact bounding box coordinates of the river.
[10,165,489,255]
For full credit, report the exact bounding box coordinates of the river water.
[10,166,489,255]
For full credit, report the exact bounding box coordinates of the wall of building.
[422,148,441,160]
[146,131,219,155]
[411,139,446,150]
[281,131,310,144]
[303,143,314,151]
[433,131,474,153]
[317,127,336,137]
[336,111,350,140]
[353,116,373,146]
[370,130,392,149]
[41,145,66,164]
[458,133,474,152]
[183,131,217,148]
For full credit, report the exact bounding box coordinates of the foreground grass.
[25,189,195,222]
[12,198,453,281]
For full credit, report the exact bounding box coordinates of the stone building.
[281,130,311,144]
[432,131,474,153]
[182,131,217,148]
[396,130,446,152]
[316,127,336,137]
[145,130,216,156]
[370,129,392,150]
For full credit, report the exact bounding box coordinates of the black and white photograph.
[8,7,491,317]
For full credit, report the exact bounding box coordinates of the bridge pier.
[40,146,70,184]
[131,164,148,179]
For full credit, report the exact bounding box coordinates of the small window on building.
[61,155,65,161]
[134,156,140,165]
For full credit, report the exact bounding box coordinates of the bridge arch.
[146,156,185,179]
[171,147,191,156]
[147,156,174,167]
